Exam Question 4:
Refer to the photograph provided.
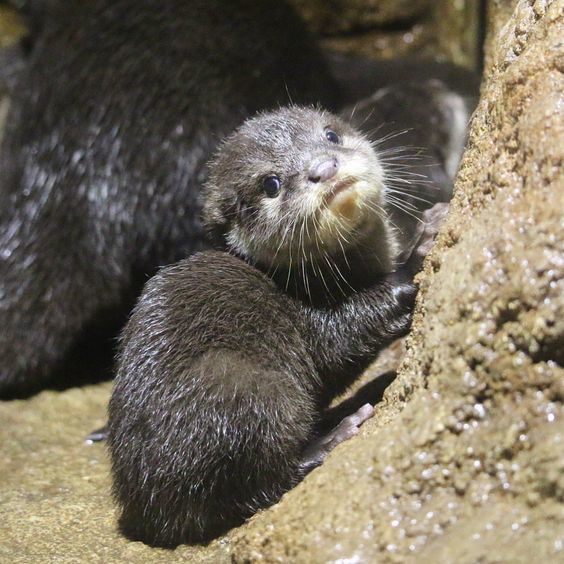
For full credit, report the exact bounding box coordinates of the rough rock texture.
[290,0,481,69]
[289,0,431,34]
[231,0,564,561]
[1,1,563,562]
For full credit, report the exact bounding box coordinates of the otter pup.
[108,106,447,547]
[0,0,339,398]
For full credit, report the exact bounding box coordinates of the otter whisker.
[285,214,301,291]
[385,193,422,211]
[355,107,379,130]
[300,257,311,301]
[322,252,349,297]
[386,200,424,224]
[266,212,297,270]
[337,235,351,271]
[315,253,332,296]
[350,103,358,121]
[370,128,411,147]
[385,172,431,184]
[311,213,323,254]
[384,176,435,189]
[377,143,427,155]
[357,198,388,223]
[308,251,320,277]
[283,80,294,106]
[298,219,313,301]
[386,188,435,207]
[360,122,389,140]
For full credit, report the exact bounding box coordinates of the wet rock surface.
[1,0,563,562]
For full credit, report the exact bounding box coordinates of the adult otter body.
[0,0,339,397]
[108,106,450,547]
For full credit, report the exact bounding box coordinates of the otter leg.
[300,403,374,472]
[302,202,448,398]
[85,426,108,444]
[400,201,450,272]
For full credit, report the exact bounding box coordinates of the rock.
[288,0,431,35]
[290,0,481,69]
[0,384,231,562]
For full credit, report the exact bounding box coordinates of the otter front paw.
[406,202,449,272]
[299,403,374,472]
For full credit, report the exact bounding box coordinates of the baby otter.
[108,106,447,547]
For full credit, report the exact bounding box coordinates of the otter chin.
[323,177,360,209]
[203,106,397,295]
[320,177,384,232]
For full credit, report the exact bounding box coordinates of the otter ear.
[201,185,237,250]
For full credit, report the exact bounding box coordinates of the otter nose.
[308,157,339,183]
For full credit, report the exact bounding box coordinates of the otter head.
[202,106,400,278]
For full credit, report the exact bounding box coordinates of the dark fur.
[0,0,340,397]
[108,107,426,546]
[109,253,415,546]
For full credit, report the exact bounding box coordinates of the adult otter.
[108,106,450,547]
[0,0,340,397]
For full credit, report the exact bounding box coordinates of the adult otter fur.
[108,106,449,547]
[0,0,339,397]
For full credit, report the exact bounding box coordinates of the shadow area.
[1,305,127,401]
[319,370,398,433]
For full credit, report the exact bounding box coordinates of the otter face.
[202,106,391,271]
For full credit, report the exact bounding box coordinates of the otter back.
[0,0,340,397]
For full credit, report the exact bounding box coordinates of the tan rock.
[291,0,481,69]
[0,384,231,563]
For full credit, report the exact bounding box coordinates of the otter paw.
[407,202,449,271]
[85,425,108,444]
[319,403,374,447]
[300,404,374,472]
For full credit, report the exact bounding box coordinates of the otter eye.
[325,128,340,144]
[263,175,281,198]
